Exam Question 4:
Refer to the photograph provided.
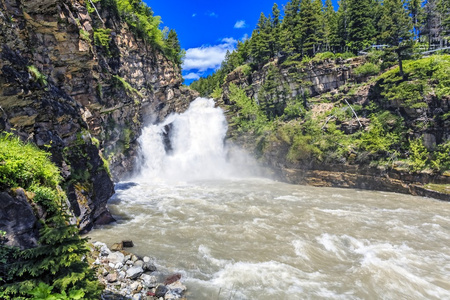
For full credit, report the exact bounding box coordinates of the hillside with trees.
[191,0,450,197]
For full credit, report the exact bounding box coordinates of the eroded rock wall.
[0,0,197,246]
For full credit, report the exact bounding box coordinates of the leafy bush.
[93,28,111,52]
[408,137,429,172]
[0,134,101,299]
[312,52,336,62]
[0,134,60,190]
[353,62,380,77]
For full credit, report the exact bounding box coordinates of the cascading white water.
[136,97,238,182]
[88,97,450,299]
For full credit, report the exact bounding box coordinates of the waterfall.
[136,98,235,182]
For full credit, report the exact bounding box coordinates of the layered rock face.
[220,57,450,200]
[222,57,364,105]
[0,0,197,246]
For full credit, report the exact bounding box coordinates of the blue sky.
[145,0,339,84]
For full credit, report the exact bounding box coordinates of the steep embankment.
[215,54,450,200]
[0,0,197,245]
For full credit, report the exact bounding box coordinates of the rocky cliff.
[218,55,450,201]
[0,0,197,245]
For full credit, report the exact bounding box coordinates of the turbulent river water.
[88,98,450,299]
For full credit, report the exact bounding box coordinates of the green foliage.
[27,65,48,86]
[430,140,450,172]
[113,75,143,97]
[229,84,268,134]
[408,137,429,172]
[0,133,101,299]
[211,86,223,99]
[86,0,100,14]
[360,116,398,154]
[93,28,111,52]
[79,29,91,43]
[0,134,60,190]
[377,55,450,108]
[353,62,380,77]
[116,0,164,48]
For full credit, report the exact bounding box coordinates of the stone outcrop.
[0,0,197,247]
[222,57,364,105]
[220,56,450,201]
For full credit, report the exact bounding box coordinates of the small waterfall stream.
[88,98,450,299]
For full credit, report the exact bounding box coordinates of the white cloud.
[183,72,201,80]
[192,13,196,17]
[208,12,218,18]
[182,38,237,72]
[234,20,246,29]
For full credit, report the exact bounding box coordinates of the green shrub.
[93,28,111,51]
[312,52,336,62]
[354,62,380,77]
[408,137,429,172]
[0,134,101,299]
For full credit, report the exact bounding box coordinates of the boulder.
[107,252,125,265]
[140,274,158,288]
[106,272,118,283]
[155,285,168,298]
[0,190,39,249]
[111,242,123,251]
[126,266,143,279]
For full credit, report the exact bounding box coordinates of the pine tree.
[347,0,376,53]
[423,0,443,48]
[407,0,423,38]
[299,0,321,56]
[249,13,272,65]
[323,0,338,51]
[441,0,450,42]
[165,29,183,68]
[336,0,350,52]
[270,3,282,57]
[380,0,413,79]
[281,0,301,58]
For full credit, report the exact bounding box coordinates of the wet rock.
[126,266,144,279]
[123,240,134,248]
[155,285,169,298]
[107,252,125,265]
[140,274,158,288]
[143,261,157,272]
[167,281,187,295]
[164,273,181,285]
[111,242,123,251]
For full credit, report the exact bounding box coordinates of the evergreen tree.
[347,0,376,52]
[249,13,272,65]
[270,3,282,57]
[423,0,443,48]
[281,0,301,58]
[407,0,423,38]
[323,0,339,51]
[299,0,321,56]
[165,29,183,68]
[441,0,450,42]
[336,0,350,52]
[380,0,413,78]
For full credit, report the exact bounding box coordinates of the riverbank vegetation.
[0,134,101,299]
[191,0,450,177]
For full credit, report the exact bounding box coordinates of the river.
[88,98,450,299]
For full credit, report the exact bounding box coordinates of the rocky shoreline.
[89,242,187,300]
